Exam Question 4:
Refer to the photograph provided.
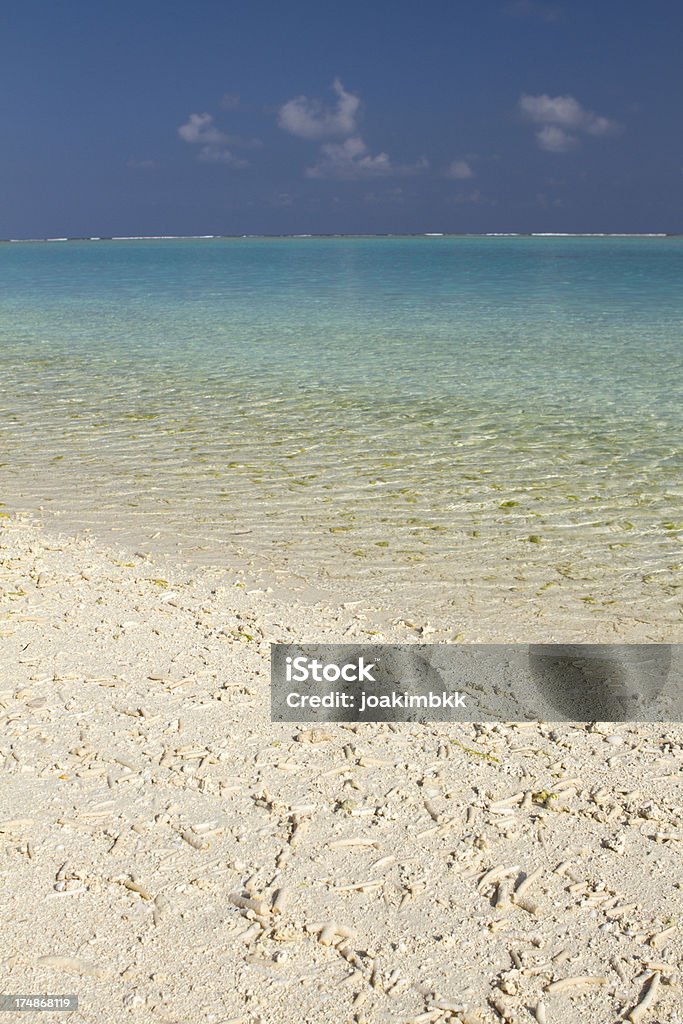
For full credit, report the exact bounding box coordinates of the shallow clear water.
[1,236,682,623]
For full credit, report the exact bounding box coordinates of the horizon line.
[0,231,678,244]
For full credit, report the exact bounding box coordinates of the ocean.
[1,236,681,625]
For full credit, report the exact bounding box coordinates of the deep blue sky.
[2,0,681,236]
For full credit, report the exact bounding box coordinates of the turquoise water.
[1,237,682,622]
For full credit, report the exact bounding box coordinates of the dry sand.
[1,514,682,1024]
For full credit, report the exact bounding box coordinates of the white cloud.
[178,112,226,145]
[447,159,474,179]
[279,78,426,180]
[520,93,614,133]
[306,136,428,180]
[177,112,253,168]
[535,125,577,152]
[306,136,392,179]
[519,93,617,151]
[278,78,360,139]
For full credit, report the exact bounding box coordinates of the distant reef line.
[0,231,677,243]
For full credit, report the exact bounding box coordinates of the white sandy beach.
[1,514,682,1024]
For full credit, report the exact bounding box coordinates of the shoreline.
[1,513,682,1022]
[5,501,682,645]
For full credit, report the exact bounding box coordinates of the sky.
[1,0,682,236]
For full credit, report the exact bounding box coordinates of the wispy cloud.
[446,159,474,179]
[220,93,241,110]
[198,148,249,166]
[362,186,406,205]
[503,0,563,22]
[127,158,158,170]
[278,78,360,139]
[451,189,481,205]
[177,112,258,167]
[536,191,565,208]
[519,93,618,152]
